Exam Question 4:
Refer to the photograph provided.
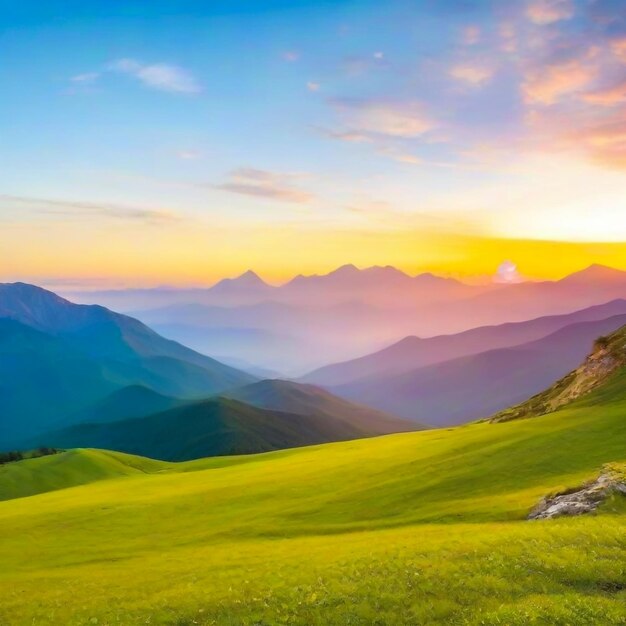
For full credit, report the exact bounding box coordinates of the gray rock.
[528,472,626,520]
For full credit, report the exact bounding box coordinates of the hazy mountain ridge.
[490,323,626,423]
[223,379,420,434]
[329,314,626,426]
[0,283,255,444]
[64,264,626,373]
[303,299,626,386]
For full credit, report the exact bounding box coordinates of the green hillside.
[0,355,625,624]
[223,378,421,433]
[0,283,256,445]
[33,396,413,462]
[0,448,170,501]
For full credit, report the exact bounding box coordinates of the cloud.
[449,61,495,85]
[583,80,626,106]
[176,150,202,160]
[332,99,435,138]
[461,25,481,45]
[341,53,389,76]
[282,51,300,62]
[611,37,626,62]
[570,118,626,168]
[0,195,178,223]
[214,168,314,204]
[70,72,99,84]
[522,59,595,104]
[108,58,201,93]
[307,81,320,92]
[318,127,373,143]
[526,0,575,25]
[524,98,626,169]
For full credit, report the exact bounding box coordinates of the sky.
[1,0,625,288]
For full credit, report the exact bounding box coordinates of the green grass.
[0,371,625,624]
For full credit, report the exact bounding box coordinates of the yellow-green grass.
[1,372,625,625]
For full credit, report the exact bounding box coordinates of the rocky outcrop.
[491,325,626,423]
[528,466,626,520]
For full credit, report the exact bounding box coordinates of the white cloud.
[0,194,178,224]
[307,81,321,92]
[176,150,202,160]
[108,58,201,94]
[283,51,300,62]
[334,100,435,138]
[70,72,99,84]
[215,168,314,204]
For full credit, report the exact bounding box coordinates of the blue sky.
[1,0,625,286]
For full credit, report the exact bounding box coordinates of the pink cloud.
[522,59,595,104]
[583,80,626,106]
[449,61,495,86]
[333,100,436,138]
[461,25,481,46]
[526,0,575,25]
[611,37,626,63]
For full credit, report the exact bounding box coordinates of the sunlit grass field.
[1,372,625,625]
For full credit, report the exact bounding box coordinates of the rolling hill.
[59,385,183,427]
[0,325,624,624]
[0,283,255,444]
[28,396,419,461]
[330,314,626,425]
[0,448,168,502]
[223,379,419,434]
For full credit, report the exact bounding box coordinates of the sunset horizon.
[2,1,625,624]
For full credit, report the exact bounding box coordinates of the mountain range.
[326,313,626,426]
[303,298,626,386]
[0,282,255,443]
[1,282,417,455]
[64,264,626,373]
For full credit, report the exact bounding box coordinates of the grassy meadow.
[0,372,625,625]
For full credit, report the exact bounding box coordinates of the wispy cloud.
[282,51,300,62]
[611,37,626,62]
[461,25,481,45]
[449,61,495,86]
[331,99,436,138]
[214,168,314,204]
[70,72,99,84]
[526,0,575,25]
[317,127,373,143]
[583,80,626,106]
[307,81,321,92]
[108,58,201,93]
[0,195,178,223]
[522,58,595,104]
[176,150,203,160]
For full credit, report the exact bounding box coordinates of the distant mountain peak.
[211,270,270,291]
[562,264,626,283]
[329,264,360,276]
[236,270,267,285]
